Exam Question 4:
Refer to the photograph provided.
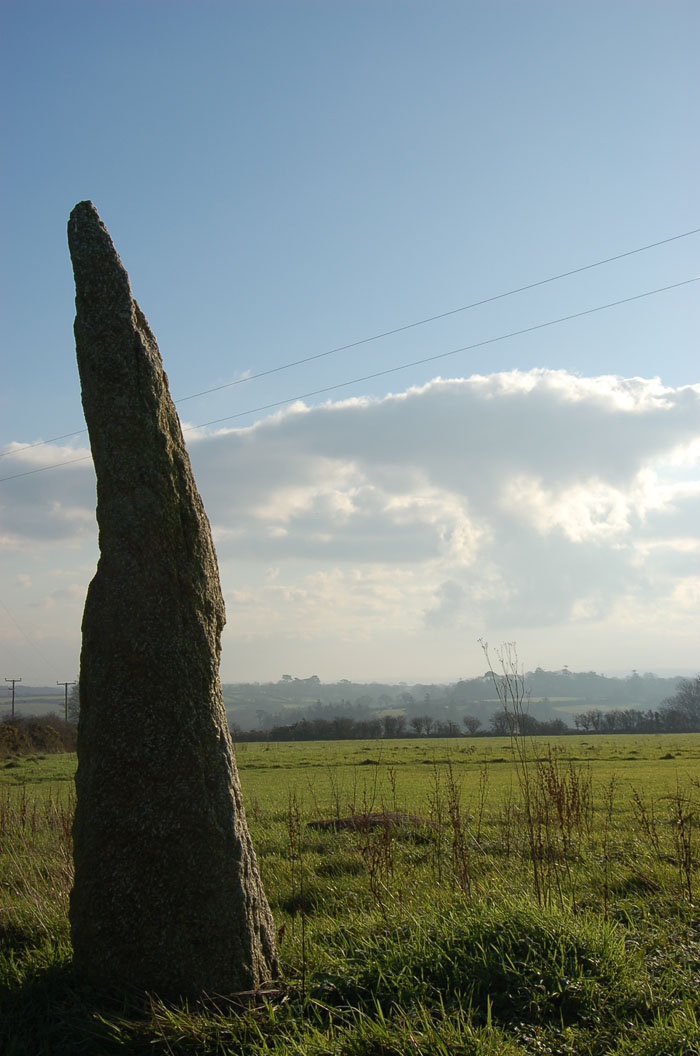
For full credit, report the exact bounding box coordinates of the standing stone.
[67,201,277,995]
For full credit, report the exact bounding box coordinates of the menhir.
[67,201,277,996]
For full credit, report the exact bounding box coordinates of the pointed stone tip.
[69,201,99,227]
[68,201,120,259]
[68,201,131,306]
[69,200,102,233]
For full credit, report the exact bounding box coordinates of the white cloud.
[1,369,698,680]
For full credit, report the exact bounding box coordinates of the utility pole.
[57,681,77,723]
[4,678,22,719]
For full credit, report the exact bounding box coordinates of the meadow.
[2,735,700,1054]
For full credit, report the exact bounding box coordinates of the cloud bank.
[1,370,698,681]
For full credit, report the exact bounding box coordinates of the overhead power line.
[188,276,700,429]
[0,454,92,482]
[175,225,700,405]
[2,224,698,461]
[0,274,696,485]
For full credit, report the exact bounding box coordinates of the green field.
[2,735,700,1054]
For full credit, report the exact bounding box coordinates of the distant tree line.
[224,668,684,733]
[574,676,700,734]
[231,676,700,742]
[4,675,697,753]
[230,711,573,742]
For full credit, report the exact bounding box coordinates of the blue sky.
[1,2,698,686]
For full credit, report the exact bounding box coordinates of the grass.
[2,735,700,1054]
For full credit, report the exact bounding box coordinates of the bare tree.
[410,715,426,736]
[462,714,482,736]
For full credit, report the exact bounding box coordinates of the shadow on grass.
[1,959,167,1056]
[2,956,292,1056]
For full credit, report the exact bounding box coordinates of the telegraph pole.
[4,678,22,719]
[57,681,77,723]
